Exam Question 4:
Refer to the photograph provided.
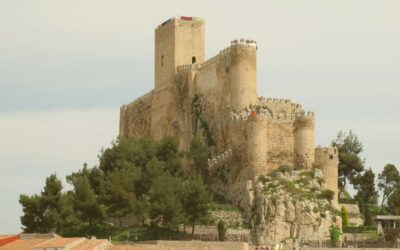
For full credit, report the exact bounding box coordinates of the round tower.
[315,147,339,208]
[229,39,257,108]
[246,115,268,179]
[293,112,315,169]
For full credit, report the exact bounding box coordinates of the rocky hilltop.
[253,167,341,245]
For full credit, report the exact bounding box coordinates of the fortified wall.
[119,16,339,209]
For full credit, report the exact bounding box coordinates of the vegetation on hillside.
[18,129,400,242]
[19,136,213,239]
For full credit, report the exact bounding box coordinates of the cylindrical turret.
[246,115,268,179]
[229,40,257,108]
[315,147,339,208]
[293,112,315,169]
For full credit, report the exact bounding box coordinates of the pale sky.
[1,0,399,234]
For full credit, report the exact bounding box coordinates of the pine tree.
[149,173,184,231]
[70,175,105,226]
[353,168,378,226]
[182,174,212,236]
[378,164,400,213]
[332,130,364,197]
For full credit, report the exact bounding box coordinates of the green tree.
[149,173,184,231]
[341,206,349,227]
[378,164,400,213]
[156,136,181,175]
[67,164,106,201]
[20,174,64,233]
[332,130,364,197]
[217,220,227,241]
[189,138,211,181]
[40,174,64,232]
[329,225,341,244]
[353,168,378,226]
[99,137,156,174]
[387,189,400,215]
[191,94,203,136]
[182,174,212,236]
[19,194,45,233]
[103,167,142,227]
[69,175,105,226]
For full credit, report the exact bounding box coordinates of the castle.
[119,16,339,210]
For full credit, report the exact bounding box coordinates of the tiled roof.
[0,234,111,250]
[0,235,19,247]
[71,239,110,250]
[107,245,160,250]
[0,239,48,250]
[34,237,83,248]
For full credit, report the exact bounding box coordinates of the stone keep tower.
[151,17,205,140]
[154,16,205,90]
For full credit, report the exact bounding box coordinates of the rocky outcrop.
[251,168,341,245]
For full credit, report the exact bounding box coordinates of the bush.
[342,226,376,233]
[258,175,269,184]
[339,198,357,204]
[269,165,293,177]
[384,228,400,246]
[277,165,293,173]
[330,225,341,243]
[217,220,227,241]
[318,189,335,201]
[341,206,349,227]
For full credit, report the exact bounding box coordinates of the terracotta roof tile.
[71,239,110,250]
[34,237,84,248]
[0,239,48,250]
[107,245,161,250]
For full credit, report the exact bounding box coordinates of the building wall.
[266,119,295,171]
[120,92,153,139]
[315,147,339,208]
[294,114,315,169]
[246,117,268,178]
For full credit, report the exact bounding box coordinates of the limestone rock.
[252,168,338,245]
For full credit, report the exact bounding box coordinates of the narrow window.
[161,55,164,67]
[192,56,196,64]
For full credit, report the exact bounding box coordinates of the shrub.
[299,170,314,178]
[258,175,269,184]
[277,165,293,173]
[342,226,376,233]
[217,220,227,241]
[330,225,341,243]
[318,189,335,201]
[338,198,357,204]
[341,206,349,227]
[384,228,400,246]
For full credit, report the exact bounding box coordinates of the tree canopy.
[20,136,213,238]
[331,130,364,197]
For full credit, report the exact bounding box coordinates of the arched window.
[161,55,164,67]
[192,56,196,64]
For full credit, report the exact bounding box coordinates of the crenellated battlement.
[265,98,291,103]
[198,46,231,69]
[231,38,257,48]
[229,107,314,123]
[123,90,153,109]
[177,64,199,73]
[315,146,338,160]
[155,16,205,30]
